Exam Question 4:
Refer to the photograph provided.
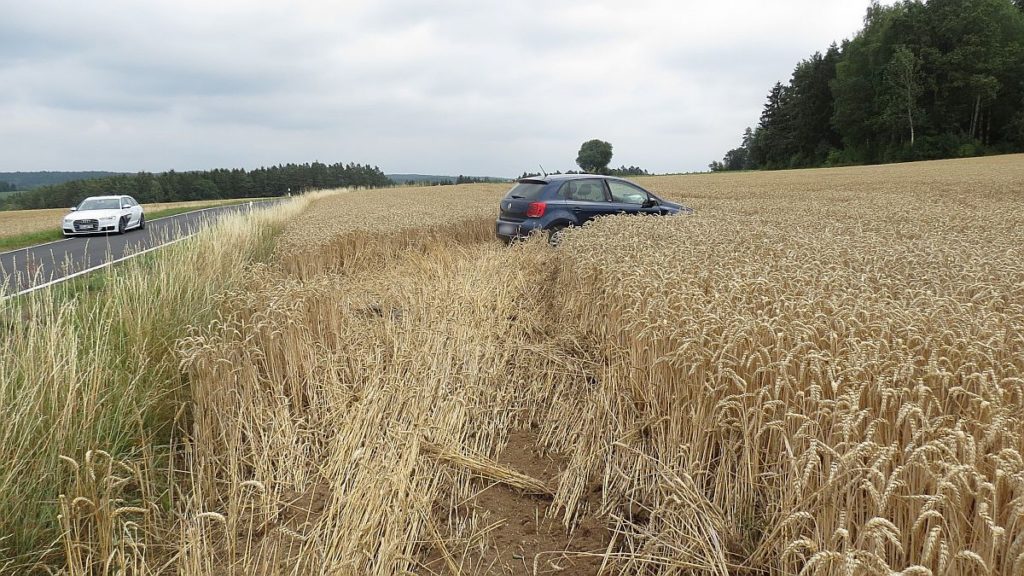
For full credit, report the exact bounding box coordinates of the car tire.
[138,215,146,231]
[118,217,127,234]
[547,224,568,246]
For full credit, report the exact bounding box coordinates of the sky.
[0,1,885,177]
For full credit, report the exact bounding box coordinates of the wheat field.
[5,154,1024,575]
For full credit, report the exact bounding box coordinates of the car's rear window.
[503,181,547,200]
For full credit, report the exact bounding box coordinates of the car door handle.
[571,207,582,212]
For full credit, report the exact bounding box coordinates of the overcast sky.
[0,1,884,176]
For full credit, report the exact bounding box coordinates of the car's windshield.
[78,198,121,211]
[503,182,546,200]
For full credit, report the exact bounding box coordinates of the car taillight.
[526,202,546,218]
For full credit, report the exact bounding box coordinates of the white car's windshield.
[78,198,121,211]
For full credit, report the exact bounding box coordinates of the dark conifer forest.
[711,0,1024,171]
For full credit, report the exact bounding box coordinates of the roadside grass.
[142,197,273,220]
[0,229,61,252]
[43,249,162,304]
[0,192,318,573]
[0,198,274,253]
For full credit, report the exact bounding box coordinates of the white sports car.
[62,195,146,236]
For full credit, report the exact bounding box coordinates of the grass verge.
[0,192,317,573]
[0,229,62,252]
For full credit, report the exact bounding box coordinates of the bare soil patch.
[419,429,610,575]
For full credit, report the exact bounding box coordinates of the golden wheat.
[13,155,1024,575]
[166,159,1024,575]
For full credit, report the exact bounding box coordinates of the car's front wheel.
[138,215,146,230]
[118,217,127,234]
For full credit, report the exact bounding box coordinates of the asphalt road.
[0,201,275,297]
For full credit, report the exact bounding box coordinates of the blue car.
[495,174,690,243]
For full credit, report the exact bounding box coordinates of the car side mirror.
[642,198,658,208]
[69,207,77,212]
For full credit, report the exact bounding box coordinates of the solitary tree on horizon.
[576,139,613,173]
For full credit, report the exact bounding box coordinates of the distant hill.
[0,171,124,190]
[388,174,455,185]
[388,174,511,185]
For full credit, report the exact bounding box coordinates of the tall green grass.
[0,194,313,573]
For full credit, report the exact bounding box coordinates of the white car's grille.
[73,219,99,232]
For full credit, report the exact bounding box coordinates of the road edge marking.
[0,200,273,258]
[2,234,194,301]
[1,200,274,301]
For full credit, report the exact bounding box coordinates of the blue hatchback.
[495,174,690,243]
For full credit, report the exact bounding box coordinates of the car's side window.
[608,181,649,205]
[556,182,572,200]
[563,179,608,202]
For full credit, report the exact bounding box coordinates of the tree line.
[0,162,391,210]
[712,0,1024,171]
[0,171,122,190]
[517,166,650,180]
[455,175,506,184]
[0,181,16,193]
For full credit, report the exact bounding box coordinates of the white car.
[62,195,146,236]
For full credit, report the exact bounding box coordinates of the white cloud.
[0,0,881,175]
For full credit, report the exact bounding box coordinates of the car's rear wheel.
[547,224,568,246]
